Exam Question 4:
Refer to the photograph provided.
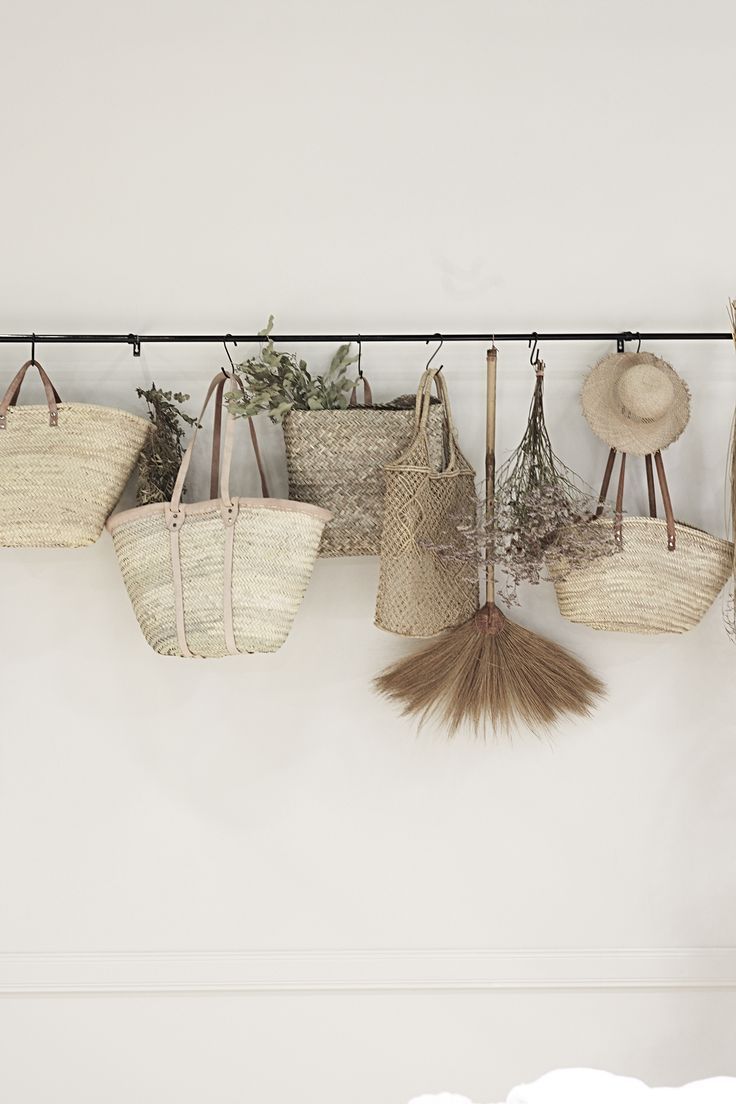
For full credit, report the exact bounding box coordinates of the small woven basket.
[282,377,444,557]
[552,449,733,634]
[108,373,330,658]
[375,368,478,638]
[0,360,149,548]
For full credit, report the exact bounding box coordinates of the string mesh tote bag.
[282,375,445,557]
[552,448,733,634]
[107,373,330,658]
[0,359,149,547]
[375,368,478,637]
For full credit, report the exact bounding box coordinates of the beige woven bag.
[282,376,445,557]
[375,368,478,637]
[552,448,733,634]
[0,359,149,548]
[108,373,330,658]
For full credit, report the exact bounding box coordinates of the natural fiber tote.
[552,448,733,634]
[375,368,478,637]
[107,373,330,658]
[0,359,149,548]
[282,376,445,557]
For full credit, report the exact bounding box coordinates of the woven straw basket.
[282,377,444,557]
[0,359,149,548]
[108,373,330,658]
[375,368,478,637]
[552,449,733,634]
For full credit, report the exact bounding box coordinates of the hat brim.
[581,351,691,456]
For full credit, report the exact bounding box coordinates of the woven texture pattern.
[0,403,149,547]
[553,516,733,634]
[375,370,478,638]
[283,398,444,557]
[110,501,326,657]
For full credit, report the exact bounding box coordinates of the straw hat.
[581,351,691,456]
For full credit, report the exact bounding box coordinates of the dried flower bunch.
[135,385,198,505]
[226,316,359,424]
[426,359,616,606]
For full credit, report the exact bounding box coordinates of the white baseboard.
[1,948,735,994]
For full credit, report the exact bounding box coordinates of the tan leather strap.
[0,360,61,429]
[595,447,617,517]
[645,454,657,518]
[614,453,626,547]
[348,376,373,406]
[600,448,676,552]
[209,375,227,499]
[653,451,676,551]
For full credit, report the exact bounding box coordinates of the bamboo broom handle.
[485,347,497,606]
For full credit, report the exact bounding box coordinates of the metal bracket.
[128,334,141,357]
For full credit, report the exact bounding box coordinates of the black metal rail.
[0,330,733,357]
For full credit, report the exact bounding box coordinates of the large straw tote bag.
[107,373,330,658]
[375,368,478,637]
[552,448,733,634]
[282,376,445,557]
[0,359,149,548]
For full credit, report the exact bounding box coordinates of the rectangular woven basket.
[282,379,445,557]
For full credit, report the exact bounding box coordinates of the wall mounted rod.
[0,331,733,349]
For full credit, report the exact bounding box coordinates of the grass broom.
[375,347,605,736]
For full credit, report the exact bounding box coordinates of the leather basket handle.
[0,360,61,429]
[597,447,676,551]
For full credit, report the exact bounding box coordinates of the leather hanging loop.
[0,359,61,429]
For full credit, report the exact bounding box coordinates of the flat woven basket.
[375,368,478,638]
[552,449,733,634]
[282,377,444,557]
[0,359,149,548]
[108,373,330,658]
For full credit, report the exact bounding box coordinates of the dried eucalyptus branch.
[135,385,198,505]
[226,315,359,423]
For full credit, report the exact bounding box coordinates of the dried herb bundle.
[426,361,616,606]
[135,385,198,505]
[227,316,359,424]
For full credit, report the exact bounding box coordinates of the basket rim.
[1,401,150,430]
[107,496,332,532]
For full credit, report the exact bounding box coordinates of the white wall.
[1,1,736,1101]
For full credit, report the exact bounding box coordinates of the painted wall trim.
[1,948,735,994]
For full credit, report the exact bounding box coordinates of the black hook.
[636,333,642,353]
[356,335,363,379]
[425,333,444,373]
[30,333,36,364]
[222,333,238,377]
[528,333,540,367]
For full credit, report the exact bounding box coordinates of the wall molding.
[1,948,735,994]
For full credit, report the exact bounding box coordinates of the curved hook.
[528,333,540,368]
[222,333,238,377]
[31,333,36,365]
[425,333,444,373]
[356,335,363,379]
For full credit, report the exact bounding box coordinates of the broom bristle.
[375,605,604,737]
